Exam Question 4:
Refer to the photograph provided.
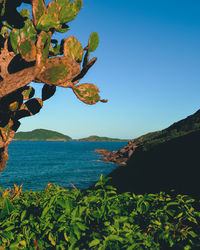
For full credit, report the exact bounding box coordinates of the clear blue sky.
[18,0,200,139]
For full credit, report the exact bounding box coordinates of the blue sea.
[0,141,127,191]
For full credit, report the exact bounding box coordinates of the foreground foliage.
[0,176,200,249]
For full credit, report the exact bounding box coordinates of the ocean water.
[0,141,127,191]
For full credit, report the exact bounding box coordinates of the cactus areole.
[0,0,107,171]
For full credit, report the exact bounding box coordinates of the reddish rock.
[94,140,138,165]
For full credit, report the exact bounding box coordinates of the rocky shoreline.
[94,139,137,165]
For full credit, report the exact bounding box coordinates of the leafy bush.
[0,175,200,249]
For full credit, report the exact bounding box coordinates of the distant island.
[14,129,128,142]
[77,135,129,142]
[14,129,72,141]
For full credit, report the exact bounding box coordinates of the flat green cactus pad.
[73,83,100,105]
[89,32,99,52]
[58,0,82,23]
[32,0,46,26]
[20,9,30,18]
[10,17,37,54]
[36,31,51,66]
[36,13,60,31]
[36,57,81,85]
[63,36,83,63]
[18,38,36,62]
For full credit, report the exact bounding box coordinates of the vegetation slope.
[107,109,200,196]
[14,129,72,141]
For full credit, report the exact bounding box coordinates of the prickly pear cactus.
[0,0,107,171]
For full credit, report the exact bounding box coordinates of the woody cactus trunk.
[0,0,107,171]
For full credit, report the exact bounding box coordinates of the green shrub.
[0,175,200,249]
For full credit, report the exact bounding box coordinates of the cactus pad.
[58,0,82,23]
[18,38,36,62]
[36,57,81,85]
[55,23,69,33]
[9,101,19,112]
[89,32,99,52]
[32,0,46,26]
[36,13,60,31]
[10,17,37,54]
[0,25,8,38]
[36,31,51,66]
[19,9,30,18]
[42,84,56,101]
[16,98,43,119]
[72,83,101,105]
[63,36,83,63]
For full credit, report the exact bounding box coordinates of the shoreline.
[13,139,129,142]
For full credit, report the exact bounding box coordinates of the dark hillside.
[134,109,200,151]
[107,129,200,196]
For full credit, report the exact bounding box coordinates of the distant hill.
[14,129,72,141]
[78,135,128,142]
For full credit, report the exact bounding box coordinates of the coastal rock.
[94,140,137,165]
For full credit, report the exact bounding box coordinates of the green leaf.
[89,32,99,52]
[0,197,15,219]
[188,231,198,238]
[76,222,88,231]
[108,235,124,242]
[4,225,15,231]
[89,239,100,247]
[20,210,26,221]
[48,232,56,246]
[73,223,81,240]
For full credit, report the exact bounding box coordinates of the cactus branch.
[0,0,107,171]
